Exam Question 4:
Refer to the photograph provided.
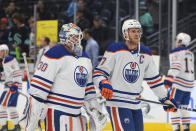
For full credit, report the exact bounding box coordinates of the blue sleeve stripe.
[46,101,82,109]
[113,89,140,95]
[109,99,141,104]
[33,75,53,84]
[144,74,160,81]
[85,91,96,96]
[13,75,22,78]
[170,68,181,71]
[171,63,181,66]
[181,117,191,119]
[86,82,93,86]
[171,117,181,119]
[176,76,194,83]
[173,82,193,88]
[49,92,84,101]
[94,68,109,76]
[31,84,50,93]
[93,75,107,79]
[150,83,164,89]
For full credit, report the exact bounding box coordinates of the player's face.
[0,50,7,59]
[127,28,141,44]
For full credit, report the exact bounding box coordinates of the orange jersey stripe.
[31,79,51,89]
[79,116,84,131]
[175,79,194,86]
[47,96,84,105]
[85,86,95,92]
[147,78,162,85]
[112,107,121,131]
[3,91,11,106]
[69,116,73,131]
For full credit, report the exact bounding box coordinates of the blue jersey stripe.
[150,83,164,89]
[33,75,53,84]
[85,91,96,96]
[176,76,194,83]
[109,99,141,104]
[47,101,82,109]
[144,74,160,81]
[173,82,193,88]
[170,68,181,71]
[49,92,84,101]
[113,89,140,95]
[86,82,93,86]
[94,68,110,76]
[31,84,50,93]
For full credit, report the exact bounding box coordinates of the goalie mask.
[176,33,191,47]
[59,23,83,56]
[122,19,142,41]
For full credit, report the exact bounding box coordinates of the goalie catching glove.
[19,95,48,131]
[84,98,107,131]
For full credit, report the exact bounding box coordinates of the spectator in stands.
[0,17,9,44]
[4,2,18,28]
[91,15,109,55]
[139,1,154,35]
[35,36,50,69]
[76,9,90,30]
[8,12,29,59]
[37,0,51,20]
[83,28,99,69]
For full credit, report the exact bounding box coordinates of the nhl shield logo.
[123,62,140,83]
[74,66,88,87]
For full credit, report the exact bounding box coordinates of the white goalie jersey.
[29,45,97,116]
[93,42,167,109]
[167,47,195,92]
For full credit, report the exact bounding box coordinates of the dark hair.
[12,12,24,23]
[83,28,92,36]
[44,37,50,45]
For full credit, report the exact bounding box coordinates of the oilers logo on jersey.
[74,66,88,87]
[123,62,140,83]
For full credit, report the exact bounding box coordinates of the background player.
[0,44,22,131]
[164,33,194,131]
[93,19,178,131]
[19,23,107,131]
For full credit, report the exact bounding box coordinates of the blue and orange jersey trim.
[170,47,188,54]
[4,56,14,64]
[105,42,152,56]
[144,74,164,89]
[44,44,90,59]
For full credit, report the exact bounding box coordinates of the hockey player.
[19,23,107,131]
[0,44,22,131]
[93,19,179,131]
[164,33,194,131]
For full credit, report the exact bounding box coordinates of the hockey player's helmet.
[0,44,9,51]
[176,33,191,47]
[59,23,83,56]
[122,19,142,40]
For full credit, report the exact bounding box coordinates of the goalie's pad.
[19,96,48,131]
[84,98,107,131]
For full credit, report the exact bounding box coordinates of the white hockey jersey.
[30,45,96,116]
[93,42,167,109]
[2,56,22,88]
[167,47,195,92]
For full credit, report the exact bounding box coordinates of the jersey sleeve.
[144,55,167,99]
[30,55,59,100]
[93,51,115,89]
[10,58,22,88]
[167,52,182,77]
[84,64,97,101]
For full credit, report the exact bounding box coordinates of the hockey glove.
[99,80,113,100]
[160,96,178,112]
[10,83,18,93]
[164,75,174,89]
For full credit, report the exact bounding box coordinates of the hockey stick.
[22,53,31,86]
[112,95,196,112]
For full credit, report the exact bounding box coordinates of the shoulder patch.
[44,44,72,59]
[170,47,187,54]
[4,56,14,63]
[106,42,128,52]
[139,44,152,55]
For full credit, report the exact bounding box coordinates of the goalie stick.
[113,95,196,112]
